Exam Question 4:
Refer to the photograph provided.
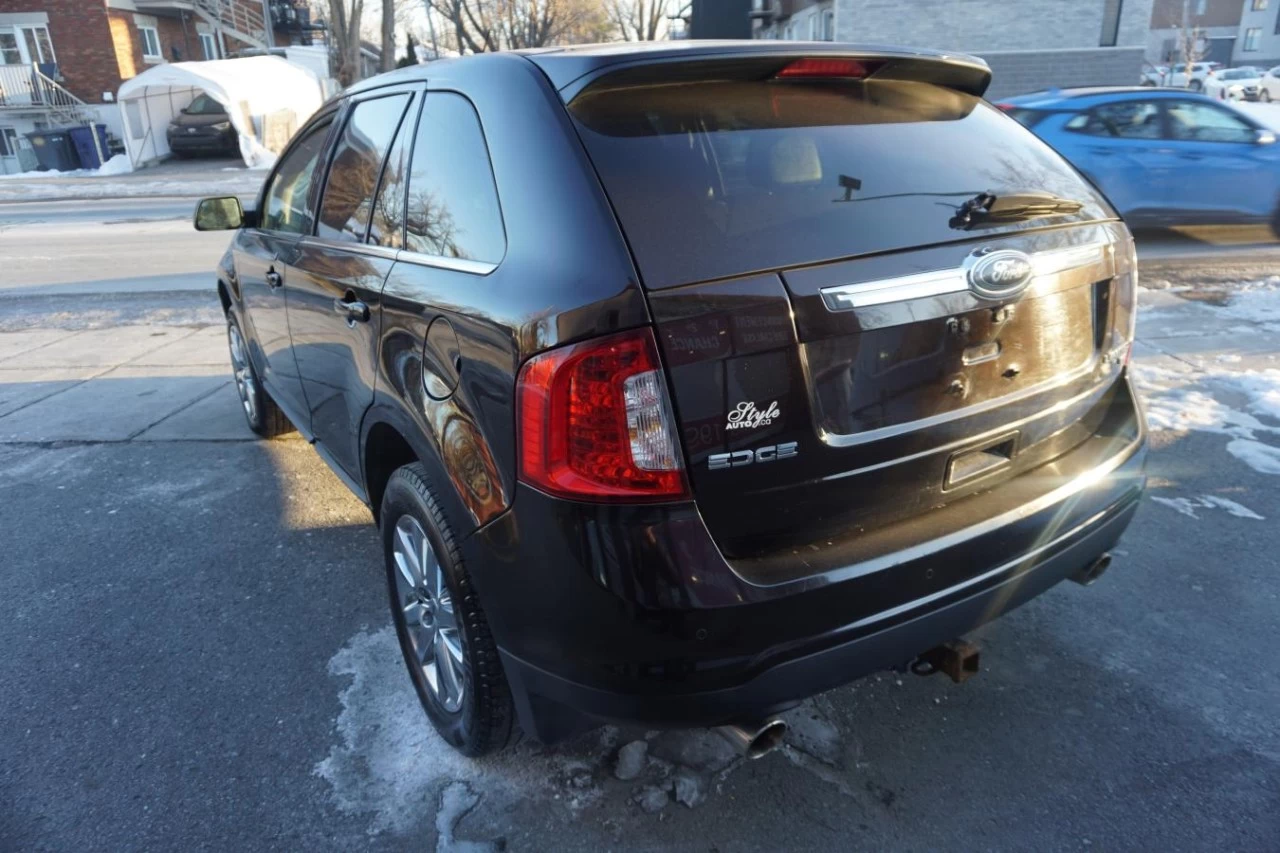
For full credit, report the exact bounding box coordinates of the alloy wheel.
[392,514,466,712]
[227,320,257,424]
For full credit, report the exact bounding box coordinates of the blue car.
[997,87,1280,234]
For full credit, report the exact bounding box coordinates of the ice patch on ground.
[1131,359,1280,475]
[315,627,852,840]
[1226,439,1280,475]
[1149,494,1265,520]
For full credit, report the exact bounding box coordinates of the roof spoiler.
[559,48,992,102]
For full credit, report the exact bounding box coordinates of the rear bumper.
[464,374,1147,740]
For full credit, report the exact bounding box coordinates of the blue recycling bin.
[68,124,111,169]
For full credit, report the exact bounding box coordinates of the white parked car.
[1167,61,1222,91]
[1140,63,1169,86]
[1259,66,1280,102]
[1204,67,1265,101]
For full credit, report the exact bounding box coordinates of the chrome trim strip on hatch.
[819,241,1110,311]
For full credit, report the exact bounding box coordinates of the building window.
[1252,0,1268,10]
[139,26,161,60]
[20,26,56,64]
[1194,0,1205,14]
[822,9,834,40]
[1243,27,1262,51]
[808,12,819,40]
[0,32,20,65]
[200,32,217,60]
[1100,0,1124,47]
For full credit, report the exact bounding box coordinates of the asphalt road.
[2,195,1279,851]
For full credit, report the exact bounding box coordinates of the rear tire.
[1263,90,1272,103]
[381,463,516,757]
[1189,79,1203,92]
[226,312,293,438]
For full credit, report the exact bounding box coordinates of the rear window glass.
[1001,107,1048,128]
[570,79,1101,289]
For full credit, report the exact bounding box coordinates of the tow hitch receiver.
[911,639,981,684]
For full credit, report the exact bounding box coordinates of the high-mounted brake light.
[775,58,873,80]
[517,328,689,503]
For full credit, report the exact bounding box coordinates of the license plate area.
[945,432,1018,490]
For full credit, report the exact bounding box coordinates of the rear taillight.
[775,58,877,80]
[517,328,688,503]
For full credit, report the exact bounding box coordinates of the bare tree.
[425,0,609,52]
[381,0,396,70]
[328,0,366,85]
[606,0,666,41]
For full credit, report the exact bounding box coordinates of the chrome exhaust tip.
[1071,553,1112,586]
[714,718,788,760]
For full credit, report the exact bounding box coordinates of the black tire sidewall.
[226,312,267,434]
[380,468,485,754]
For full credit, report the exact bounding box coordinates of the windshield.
[184,94,226,115]
[1221,69,1257,80]
[570,78,1108,289]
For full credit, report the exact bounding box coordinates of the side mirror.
[194,196,249,231]
[1257,129,1277,146]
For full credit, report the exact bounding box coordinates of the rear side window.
[1166,101,1256,143]
[317,94,411,243]
[404,92,505,264]
[570,79,1101,289]
[262,119,332,234]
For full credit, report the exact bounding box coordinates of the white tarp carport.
[117,56,325,170]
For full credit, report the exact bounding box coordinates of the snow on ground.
[315,626,849,841]
[1133,281,1280,479]
[0,153,133,180]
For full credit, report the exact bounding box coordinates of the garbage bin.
[24,130,80,172]
[68,124,111,169]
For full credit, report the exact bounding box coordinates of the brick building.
[750,0,1156,98]
[0,0,271,172]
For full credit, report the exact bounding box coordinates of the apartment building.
[1235,0,1280,66]
[751,0,1155,97]
[0,0,272,172]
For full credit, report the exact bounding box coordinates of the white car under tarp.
[116,56,325,170]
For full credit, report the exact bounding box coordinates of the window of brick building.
[139,26,162,60]
[200,32,218,60]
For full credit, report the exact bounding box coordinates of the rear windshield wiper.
[950,191,1084,230]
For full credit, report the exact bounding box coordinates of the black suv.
[195,43,1146,757]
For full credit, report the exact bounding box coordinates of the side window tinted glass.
[1091,101,1162,139]
[405,93,505,263]
[262,120,331,234]
[317,94,411,243]
[368,98,416,249]
[1166,101,1255,143]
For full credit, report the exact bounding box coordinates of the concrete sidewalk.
[0,324,253,442]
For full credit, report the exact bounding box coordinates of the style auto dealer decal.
[725,400,779,431]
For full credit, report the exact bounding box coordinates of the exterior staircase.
[0,64,92,125]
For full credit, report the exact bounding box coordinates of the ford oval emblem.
[967,249,1034,300]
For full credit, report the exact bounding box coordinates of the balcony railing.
[0,64,86,112]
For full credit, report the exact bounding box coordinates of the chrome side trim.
[301,236,403,261]
[397,250,497,276]
[819,241,1110,311]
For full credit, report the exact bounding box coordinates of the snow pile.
[0,153,132,180]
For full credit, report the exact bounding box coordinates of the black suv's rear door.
[568,59,1137,580]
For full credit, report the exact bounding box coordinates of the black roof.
[346,40,990,98]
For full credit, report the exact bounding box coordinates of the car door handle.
[265,269,283,289]
[333,296,370,323]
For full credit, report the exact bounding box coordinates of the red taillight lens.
[517,328,689,503]
[775,58,873,79]
[995,102,1015,112]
